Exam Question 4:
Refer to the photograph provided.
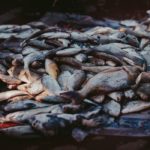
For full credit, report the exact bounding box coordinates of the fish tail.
[60,91,83,105]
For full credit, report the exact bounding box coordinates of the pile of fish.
[1,11,150,141]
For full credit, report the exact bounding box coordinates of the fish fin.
[60,91,83,105]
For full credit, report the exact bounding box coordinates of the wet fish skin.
[54,57,82,69]
[22,46,39,55]
[56,47,83,56]
[82,66,116,73]
[27,78,44,95]
[0,73,21,85]
[45,58,59,79]
[124,89,135,99]
[1,105,63,123]
[75,53,87,62]
[23,51,49,71]
[41,95,68,104]
[122,101,150,114]
[3,99,49,112]
[91,95,105,103]
[67,70,86,90]
[60,66,141,104]
[108,91,124,102]
[136,72,150,86]
[58,71,72,91]
[0,90,27,102]
[28,114,70,136]
[93,43,145,67]
[8,95,33,103]
[35,91,49,102]
[136,83,150,100]
[42,74,61,95]
[27,39,54,50]
[103,100,121,117]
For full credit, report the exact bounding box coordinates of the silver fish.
[75,53,87,62]
[67,70,85,90]
[60,66,141,104]
[108,91,124,102]
[103,100,121,117]
[94,43,145,68]
[122,101,150,114]
[3,99,49,112]
[1,105,63,123]
[42,74,61,95]
[56,47,82,56]
[58,71,72,91]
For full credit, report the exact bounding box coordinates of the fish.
[41,32,70,39]
[103,100,121,117]
[3,99,49,112]
[0,125,40,138]
[28,106,101,135]
[35,91,49,102]
[27,39,54,50]
[17,84,29,92]
[30,61,43,69]
[41,95,68,104]
[88,56,105,66]
[91,95,105,103]
[82,66,116,73]
[75,53,87,62]
[67,70,86,90]
[42,74,61,95]
[136,83,150,100]
[124,89,135,99]
[22,46,39,55]
[58,71,72,90]
[8,95,33,103]
[28,114,70,136]
[1,105,63,123]
[54,57,82,69]
[23,51,48,69]
[0,73,21,85]
[60,66,141,104]
[93,44,145,68]
[27,78,44,95]
[8,66,41,83]
[45,38,70,47]
[122,101,150,114]
[108,91,124,102]
[59,65,75,73]
[106,60,117,67]
[45,59,59,79]
[120,20,138,27]
[56,47,83,56]
[0,90,27,102]
[136,72,150,86]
